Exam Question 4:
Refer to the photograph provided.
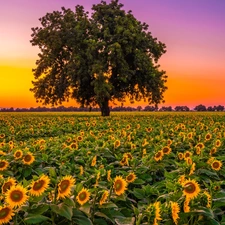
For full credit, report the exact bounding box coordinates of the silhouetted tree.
[30,0,167,116]
[194,104,207,111]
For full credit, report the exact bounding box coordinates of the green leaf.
[64,197,75,207]
[50,203,73,221]
[73,214,93,225]
[94,212,114,224]
[28,203,49,215]
[99,202,118,208]
[115,217,135,225]
[132,179,145,185]
[23,167,32,177]
[24,214,50,224]
[132,188,145,199]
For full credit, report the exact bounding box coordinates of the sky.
[1,0,225,109]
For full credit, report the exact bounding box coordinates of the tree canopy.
[30,0,167,116]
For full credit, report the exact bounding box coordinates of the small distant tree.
[207,106,215,111]
[194,104,207,111]
[144,105,156,111]
[174,106,189,111]
[30,0,167,116]
[159,106,173,111]
[214,105,224,111]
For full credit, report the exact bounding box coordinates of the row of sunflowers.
[0,112,225,224]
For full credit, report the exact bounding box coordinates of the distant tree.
[194,104,207,111]
[159,106,173,111]
[207,106,215,111]
[174,106,189,111]
[144,105,156,111]
[214,105,224,111]
[30,0,167,116]
[137,106,142,111]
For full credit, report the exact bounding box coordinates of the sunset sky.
[1,0,225,109]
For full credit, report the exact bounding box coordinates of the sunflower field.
[0,112,225,225]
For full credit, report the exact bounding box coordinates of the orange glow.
[0,58,225,109]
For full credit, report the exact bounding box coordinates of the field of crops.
[0,112,225,225]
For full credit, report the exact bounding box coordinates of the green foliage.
[30,0,167,116]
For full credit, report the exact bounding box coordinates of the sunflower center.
[24,155,31,162]
[10,190,23,202]
[33,180,45,191]
[2,182,13,193]
[184,182,196,194]
[59,180,69,192]
[163,147,169,153]
[115,181,122,191]
[79,192,87,201]
[15,152,21,157]
[0,207,10,219]
[0,162,6,168]
[127,175,133,181]
[155,152,161,158]
[212,162,219,168]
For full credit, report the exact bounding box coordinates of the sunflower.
[205,133,212,141]
[146,127,153,132]
[124,152,133,160]
[170,201,180,225]
[185,157,192,165]
[189,163,196,176]
[162,146,172,155]
[114,140,120,148]
[113,176,127,195]
[91,156,97,167]
[77,136,83,142]
[107,170,111,182]
[183,197,190,213]
[182,179,200,199]
[0,205,14,224]
[2,177,17,194]
[184,151,192,159]
[215,139,221,147]
[196,142,204,149]
[0,160,9,171]
[187,132,193,139]
[5,185,29,208]
[57,175,75,199]
[22,152,35,165]
[14,150,23,159]
[211,160,222,171]
[99,190,109,206]
[142,139,148,147]
[195,147,201,155]
[178,152,184,160]
[178,175,186,185]
[30,175,50,196]
[154,201,162,223]
[0,134,5,139]
[210,147,217,155]
[70,142,78,150]
[142,149,147,157]
[126,172,137,183]
[203,191,211,208]
[154,151,164,161]
[76,188,90,205]
[120,156,129,166]
[80,166,84,175]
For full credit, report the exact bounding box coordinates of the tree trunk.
[100,98,110,116]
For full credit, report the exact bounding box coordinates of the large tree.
[30,0,167,116]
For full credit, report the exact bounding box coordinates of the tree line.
[0,104,224,112]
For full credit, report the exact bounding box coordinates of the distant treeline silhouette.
[0,104,224,112]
